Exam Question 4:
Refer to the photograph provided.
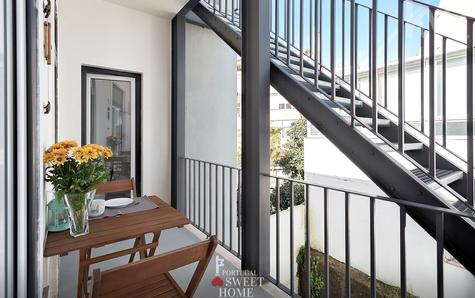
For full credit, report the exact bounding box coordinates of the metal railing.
[183,157,242,257]
[201,0,475,206]
[182,157,475,297]
[266,174,475,298]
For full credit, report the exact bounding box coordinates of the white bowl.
[89,199,106,217]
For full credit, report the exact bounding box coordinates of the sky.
[272,0,441,69]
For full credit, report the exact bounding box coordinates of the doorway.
[82,66,142,196]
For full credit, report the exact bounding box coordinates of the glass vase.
[63,190,96,237]
[47,193,70,232]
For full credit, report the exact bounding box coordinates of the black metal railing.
[266,174,475,298]
[201,0,475,206]
[183,157,242,257]
[182,156,475,297]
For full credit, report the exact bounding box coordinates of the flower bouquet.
[44,140,112,237]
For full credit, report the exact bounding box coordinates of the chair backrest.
[96,178,137,198]
[92,236,217,298]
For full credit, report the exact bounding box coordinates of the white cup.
[89,199,106,217]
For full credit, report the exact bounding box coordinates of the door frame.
[81,66,142,196]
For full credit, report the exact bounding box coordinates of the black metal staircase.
[192,0,475,275]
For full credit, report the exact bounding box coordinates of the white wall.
[304,137,475,297]
[185,23,237,166]
[57,0,171,201]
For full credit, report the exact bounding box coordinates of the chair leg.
[138,236,147,259]
[128,237,140,263]
[147,232,162,256]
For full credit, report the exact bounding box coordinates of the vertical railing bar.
[319,0,323,71]
[323,188,330,298]
[231,0,235,24]
[299,0,304,76]
[186,159,189,219]
[276,178,280,284]
[194,160,197,224]
[368,9,372,98]
[436,212,445,298]
[199,161,202,228]
[371,1,378,132]
[286,0,291,66]
[290,181,295,295]
[215,165,219,238]
[467,18,474,206]
[421,28,425,133]
[342,0,345,79]
[314,0,320,87]
[442,37,447,147]
[229,168,233,251]
[398,0,406,153]
[355,5,359,91]
[305,184,311,298]
[331,0,336,101]
[309,0,313,59]
[239,0,242,29]
[224,0,228,18]
[400,205,407,298]
[275,0,279,57]
[238,169,241,257]
[291,0,295,46]
[370,197,376,298]
[429,7,436,176]
[209,163,212,234]
[345,192,351,298]
[350,0,356,127]
[204,162,207,233]
[222,166,226,245]
[384,14,388,108]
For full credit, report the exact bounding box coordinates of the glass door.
[85,73,137,197]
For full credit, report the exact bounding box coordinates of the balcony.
[2,0,475,297]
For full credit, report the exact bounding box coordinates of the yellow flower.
[45,140,78,156]
[43,152,54,165]
[54,154,67,166]
[73,147,89,163]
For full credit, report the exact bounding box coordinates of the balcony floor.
[58,226,275,298]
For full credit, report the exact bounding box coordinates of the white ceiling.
[104,0,190,19]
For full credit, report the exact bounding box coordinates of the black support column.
[171,14,186,212]
[241,0,270,275]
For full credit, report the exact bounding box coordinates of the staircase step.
[355,117,391,127]
[333,96,363,108]
[411,168,464,186]
[378,142,423,152]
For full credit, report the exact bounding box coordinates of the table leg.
[77,248,90,298]
[147,231,162,257]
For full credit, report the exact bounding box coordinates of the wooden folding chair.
[96,178,137,198]
[91,236,218,298]
[96,178,147,262]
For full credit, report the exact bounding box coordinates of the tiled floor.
[58,226,274,298]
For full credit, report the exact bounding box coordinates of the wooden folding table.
[44,196,190,298]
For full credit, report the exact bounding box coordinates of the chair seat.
[97,272,185,298]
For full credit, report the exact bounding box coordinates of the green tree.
[275,117,307,179]
[270,127,282,169]
[271,117,307,213]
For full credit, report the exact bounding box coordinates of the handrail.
[264,173,475,220]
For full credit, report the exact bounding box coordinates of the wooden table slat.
[44,196,190,257]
